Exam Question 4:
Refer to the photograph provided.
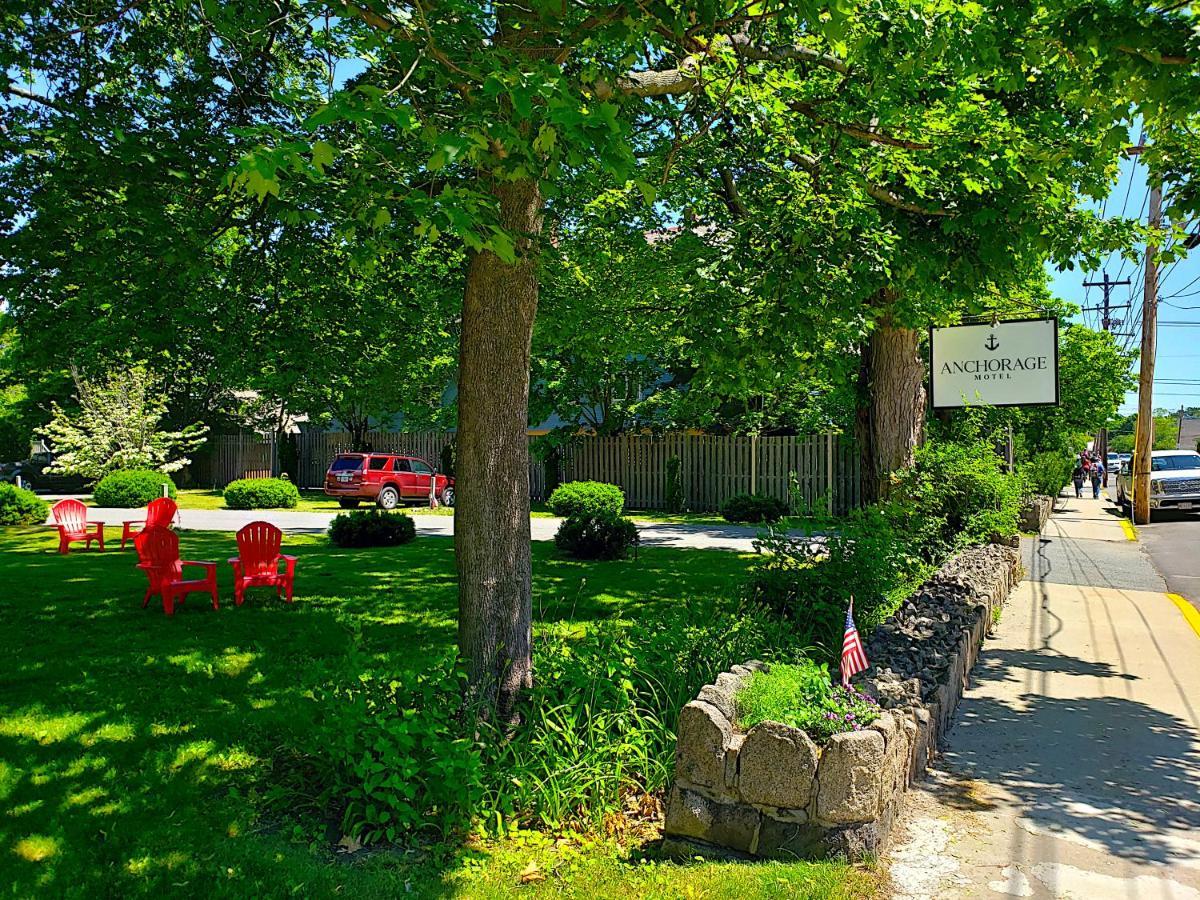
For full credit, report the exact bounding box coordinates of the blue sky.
[1046,154,1200,415]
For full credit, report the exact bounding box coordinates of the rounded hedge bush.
[223,477,300,510]
[93,470,177,508]
[0,483,49,526]
[554,512,639,560]
[720,492,788,524]
[547,480,625,518]
[329,510,416,548]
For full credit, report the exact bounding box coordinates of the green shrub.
[296,598,814,844]
[555,512,638,560]
[664,455,685,513]
[1019,451,1073,498]
[891,435,1023,560]
[735,660,879,744]
[93,469,177,508]
[223,477,300,510]
[0,483,48,525]
[721,492,787,524]
[547,480,624,518]
[328,510,416,548]
[747,505,926,655]
[311,662,484,844]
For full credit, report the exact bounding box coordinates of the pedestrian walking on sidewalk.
[1090,458,1106,499]
[1072,461,1086,498]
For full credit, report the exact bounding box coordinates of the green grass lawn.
[0,526,874,898]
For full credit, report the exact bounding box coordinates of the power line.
[1115,184,1152,284]
[1162,270,1200,298]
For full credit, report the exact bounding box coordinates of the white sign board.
[930,318,1059,409]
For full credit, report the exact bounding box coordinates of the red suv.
[323,453,454,510]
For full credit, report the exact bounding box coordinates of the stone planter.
[662,544,1022,862]
[1018,493,1055,532]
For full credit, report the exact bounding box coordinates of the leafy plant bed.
[662,543,1023,863]
[735,661,879,744]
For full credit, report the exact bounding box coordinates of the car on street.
[0,453,87,492]
[1115,449,1200,515]
[323,452,454,510]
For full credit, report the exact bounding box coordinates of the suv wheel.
[440,486,455,508]
[377,486,400,510]
[338,498,360,509]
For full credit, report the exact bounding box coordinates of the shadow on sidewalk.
[944,688,1200,868]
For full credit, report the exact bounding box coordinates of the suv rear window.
[330,455,364,472]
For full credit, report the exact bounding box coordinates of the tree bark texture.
[455,178,542,720]
[856,314,926,502]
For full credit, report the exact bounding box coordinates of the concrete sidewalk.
[65,506,775,552]
[888,493,1200,899]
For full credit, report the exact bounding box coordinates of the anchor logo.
[984,334,999,351]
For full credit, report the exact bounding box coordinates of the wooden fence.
[562,433,861,515]
[190,430,860,514]
[190,433,274,486]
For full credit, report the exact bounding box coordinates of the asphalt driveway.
[59,506,782,553]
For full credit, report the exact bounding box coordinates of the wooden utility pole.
[1083,272,1131,482]
[1133,183,1163,525]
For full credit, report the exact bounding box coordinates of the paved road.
[888,493,1200,899]
[1130,508,1200,613]
[67,506,780,553]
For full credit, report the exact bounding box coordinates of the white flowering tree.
[38,365,208,481]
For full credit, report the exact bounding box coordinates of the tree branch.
[717,166,749,218]
[597,67,699,99]
[1116,45,1191,65]
[337,1,400,33]
[788,152,950,216]
[790,102,932,150]
[864,182,950,216]
[60,0,146,36]
[3,82,66,111]
[726,32,850,75]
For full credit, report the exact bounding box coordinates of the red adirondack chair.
[133,526,219,616]
[121,497,179,550]
[229,521,296,606]
[51,498,105,554]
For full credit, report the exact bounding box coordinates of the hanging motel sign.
[930,317,1059,409]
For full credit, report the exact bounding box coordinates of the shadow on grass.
[0,526,750,898]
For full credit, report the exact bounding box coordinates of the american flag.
[840,596,869,686]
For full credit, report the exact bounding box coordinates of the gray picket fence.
[562,433,860,515]
[191,430,860,514]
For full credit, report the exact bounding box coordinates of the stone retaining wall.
[1019,493,1055,532]
[662,544,1023,861]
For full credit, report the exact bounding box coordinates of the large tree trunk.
[856,309,926,503]
[455,179,543,720]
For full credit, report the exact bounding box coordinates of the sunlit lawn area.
[0,526,874,899]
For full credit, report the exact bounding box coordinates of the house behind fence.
[191,431,861,514]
